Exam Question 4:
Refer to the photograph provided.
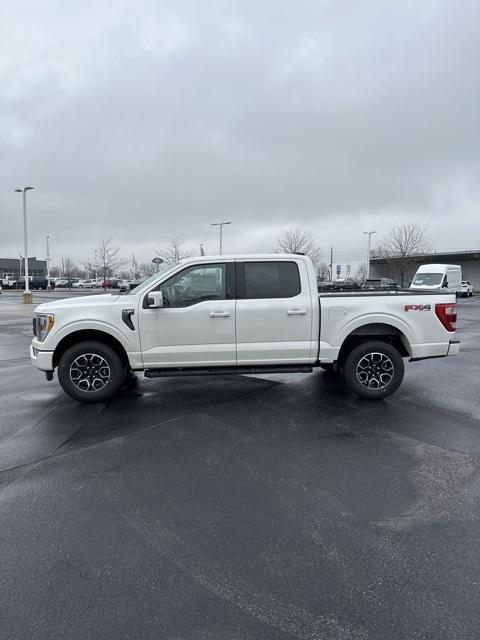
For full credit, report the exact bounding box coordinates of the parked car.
[101,278,119,289]
[318,280,361,292]
[31,254,460,403]
[460,281,474,297]
[128,279,144,290]
[18,276,50,290]
[362,278,399,290]
[55,278,78,288]
[1,277,17,289]
[117,279,133,292]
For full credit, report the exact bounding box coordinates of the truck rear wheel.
[343,340,404,400]
[58,341,126,403]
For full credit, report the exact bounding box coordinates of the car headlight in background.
[35,314,55,342]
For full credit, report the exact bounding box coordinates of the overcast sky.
[1,0,479,269]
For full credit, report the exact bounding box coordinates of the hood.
[34,294,121,314]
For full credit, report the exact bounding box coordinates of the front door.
[138,262,236,367]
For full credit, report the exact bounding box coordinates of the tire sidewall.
[343,340,404,400]
[58,341,125,403]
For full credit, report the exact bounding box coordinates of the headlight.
[35,314,55,342]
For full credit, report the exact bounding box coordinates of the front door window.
[158,264,226,308]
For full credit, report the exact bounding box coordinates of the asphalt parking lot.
[1,291,479,640]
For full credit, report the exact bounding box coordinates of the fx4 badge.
[404,304,431,312]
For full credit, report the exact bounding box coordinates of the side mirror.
[443,280,449,288]
[147,291,164,308]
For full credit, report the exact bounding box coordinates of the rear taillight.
[435,303,457,332]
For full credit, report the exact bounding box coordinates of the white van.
[410,264,462,295]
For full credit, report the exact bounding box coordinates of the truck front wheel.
[58,341,126,403]
[343,340,404,400]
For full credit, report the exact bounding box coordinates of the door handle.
[209,311,230,318]
[287,309,307,315]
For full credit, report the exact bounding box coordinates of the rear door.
[235,259,313,364]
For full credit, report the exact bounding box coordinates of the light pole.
[46,234,52,290]
[363,230,377,279]
[14,187,34,303]
[152,256,163,273]
[211,221,231,255]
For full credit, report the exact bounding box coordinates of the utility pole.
[46,235,52,290]
[211,221,231,255]
[200,243,205,256]
[363,230,377,278]
[14,186,34,303]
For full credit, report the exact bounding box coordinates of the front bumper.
[30,344,54,371]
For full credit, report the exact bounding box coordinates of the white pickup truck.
[30,254,460,403]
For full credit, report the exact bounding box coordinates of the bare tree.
[50,265,62,278]
[82,260,96,279]
[139,262,156,277]
[160,234,193,264]
[61,258,77,290]
[317,262,330,282]
[375,223,431,286]
[355,263,368,285]
[274,228,321,270]
[93,237,126,289]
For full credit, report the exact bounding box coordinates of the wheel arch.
[337,322,410,365]
[53,329,129,369]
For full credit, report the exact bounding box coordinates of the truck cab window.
[158,264,226,307]
[243,262,300,299]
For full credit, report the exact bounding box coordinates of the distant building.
[0,257,47,280]
[370,250,480,289]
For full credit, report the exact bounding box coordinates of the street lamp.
[14,186,34,303]
[46,234,52,290]
[363,230,377,279]
[152,256,163,273]
[211,221,231,255]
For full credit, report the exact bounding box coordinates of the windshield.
[126,262,179,295]
[412,273,443,286]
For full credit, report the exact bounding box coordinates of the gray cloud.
[1,0,479,267]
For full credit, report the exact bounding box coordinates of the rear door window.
[242,261,301,299]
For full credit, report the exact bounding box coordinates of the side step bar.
[145,365,313,378]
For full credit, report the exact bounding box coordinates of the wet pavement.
[1,291,479,639]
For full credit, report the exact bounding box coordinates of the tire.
[343,340,404,400]
[58,341,126,403]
